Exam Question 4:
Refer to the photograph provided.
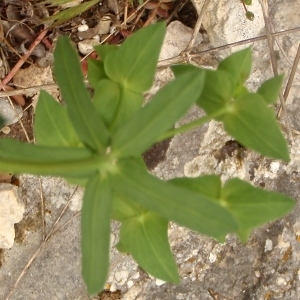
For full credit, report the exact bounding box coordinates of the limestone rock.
[0,183,24,249]
[159,21,202,61]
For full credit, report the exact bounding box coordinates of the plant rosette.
[0,22,294,294]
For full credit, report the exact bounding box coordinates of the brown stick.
[0,29,48,91]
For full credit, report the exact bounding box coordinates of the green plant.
[0,22,294,294]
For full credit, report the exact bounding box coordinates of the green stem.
[158,108,227,141]
[0,155,113,178]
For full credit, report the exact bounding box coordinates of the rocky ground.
[0,0,300,299]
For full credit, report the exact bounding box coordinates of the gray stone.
[0,98,23,127]
[159,21,203,61]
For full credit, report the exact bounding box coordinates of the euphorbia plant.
[0,22,294,294]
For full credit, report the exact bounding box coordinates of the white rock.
[78,24,89,32]
[276,277,287,286]
[0,97,23,126]
[264,239,273,252]
[155,278,166,286]
[270,161,280,173]
[96,16,112,35]
[78,39,100,55]
[159,21,203,61]
[114,270,129,285]
[209,252,217,263]
[110,283,117,292]
[0,184,24,249]
[1,126,10,134]
[200,0,264,49]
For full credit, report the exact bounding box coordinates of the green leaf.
[111,194,145,222]
[43,0,100,27]
[171,175,295,241]
[81,175,112,294]
[218,48,252,87]
[196,69,234,120]
[112,66,205,157]
[87,59,108,89]
[94,44,118,61]
[245,11,255,21]
[221,178,295,241]
[170,175,222,199]
[35,90,80,147]
[93,79,121,126]
[257,75,283,104]
[244,0,252,4]
[222,92,289,160]
[54,37,109,152]
[104,22,166,93]
[0,138,97,177]
[118,211,179,283]
[110,86,144,131]
[112,158,238,241]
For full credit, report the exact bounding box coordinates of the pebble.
[96,16,112,35]
[78,39,101,55]
[155,278,166,286]
[0,97,23,126]
[110,283,117,292]
[78,24,89,32]
[265,239,273,252]
[1,126,10,134]
[114,270,129,285]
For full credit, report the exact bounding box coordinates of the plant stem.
[158,108,227,141]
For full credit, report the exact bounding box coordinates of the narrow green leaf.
[257,75,283,104]
[196,69,234,120]
[81,175,112,294]
[119,211,179,283]
[110,86,144,131]
[170,175,222,199]
[35,90,80,147]
[223,92,289,160]
[104,23,166,92]
[0,138,98,177]
[222,178,295,241]
[43,0,100,27]
[54,37,109,152]
[87,59,108,89]
[111,194,145,222]
[112,158,238,241]
[112,67,205,157]
[218,48,252,87]
[93,79,120,126]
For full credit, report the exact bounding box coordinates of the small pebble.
[209,253,217,263]
[155,278,166,286]
[265,239,273,252]
[276,277,287,286]
[97,16,111,35]
[114,270,129,285]
[1,126,10,134]
[127,280,134,288]
[78,39,100,55]
[78,24,89,32]
[110,283,117,292]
